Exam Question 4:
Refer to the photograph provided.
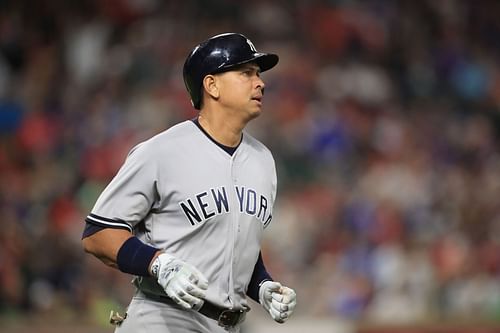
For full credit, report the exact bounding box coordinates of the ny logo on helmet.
[246,39,257,52]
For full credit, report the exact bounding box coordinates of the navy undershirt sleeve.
[246,252,273,302]
[82,221,108,238]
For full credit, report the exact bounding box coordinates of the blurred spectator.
[2,0,500,328]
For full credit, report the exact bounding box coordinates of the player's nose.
[255,76,265,91]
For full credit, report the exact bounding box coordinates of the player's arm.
[82,223,208,310]
[247,252,273,302]
[82,227,153,270]
[249,252,297,323]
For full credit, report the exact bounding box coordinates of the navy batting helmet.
[183,33,279,110]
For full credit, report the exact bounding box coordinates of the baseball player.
[82,33,297,332]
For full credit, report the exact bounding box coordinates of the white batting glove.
[150,252,209,310]
[259,281,297,323]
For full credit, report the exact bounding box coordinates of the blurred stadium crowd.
[2,0,500,328]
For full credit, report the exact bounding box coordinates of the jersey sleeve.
[85,142,160,232]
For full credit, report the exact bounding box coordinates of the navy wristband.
[116,237,159,276]
[247,252,273,302]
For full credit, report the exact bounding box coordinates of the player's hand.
[150,252,209,310]
[259,281,297,323]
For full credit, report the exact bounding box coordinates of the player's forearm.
[82,228,133,269]
[91,252,120,269]
[247,252,272,302]
[82,228,162,276]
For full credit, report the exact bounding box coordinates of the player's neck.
[197,111,246,147]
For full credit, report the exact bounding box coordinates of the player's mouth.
[251,96,263,104]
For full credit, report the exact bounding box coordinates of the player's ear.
[203,75,219,99]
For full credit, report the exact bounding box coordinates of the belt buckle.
[217,309,246,329]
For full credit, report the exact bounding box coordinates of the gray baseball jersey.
[87,120,277,311]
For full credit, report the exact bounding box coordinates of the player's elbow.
[82,235,98,255]
[81,228,132,265]
[81,235,120,269]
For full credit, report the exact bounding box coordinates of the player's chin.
[248,108,262,120]
[244,106,262,120]
[250,102,263,115]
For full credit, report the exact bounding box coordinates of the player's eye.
[242,69,260,77]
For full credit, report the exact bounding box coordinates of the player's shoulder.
[243,132,274,159]
[128,120,195,155]
[152,120,196,142]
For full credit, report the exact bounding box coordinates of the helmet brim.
[252,53,279,72]
[215,52,279,74]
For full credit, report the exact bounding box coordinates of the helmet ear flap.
[183,33,279,110]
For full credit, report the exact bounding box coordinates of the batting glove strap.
[259,281,297,323]
[152,252,209,310]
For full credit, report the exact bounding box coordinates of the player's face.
[216,63,266,119]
